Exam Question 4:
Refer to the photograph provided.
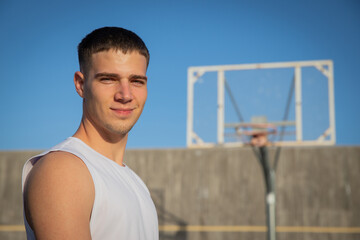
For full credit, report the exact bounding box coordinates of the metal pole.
[294,66,303,142]
[327,61,336,144]
[217,70,225,144]
[259,146,276,240]
[187,69,194,147]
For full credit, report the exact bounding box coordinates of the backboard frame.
[187,60,336,148]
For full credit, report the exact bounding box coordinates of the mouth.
[110,107,135,117]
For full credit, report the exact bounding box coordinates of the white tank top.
[22,137,159,240]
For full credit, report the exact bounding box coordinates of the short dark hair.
[78,27,150,75]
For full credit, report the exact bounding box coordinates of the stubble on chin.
[104,122,134,136]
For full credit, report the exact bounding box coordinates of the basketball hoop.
[235,123,277,147]
[237,122,278,240]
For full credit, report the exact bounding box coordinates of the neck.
[73,117,128,166]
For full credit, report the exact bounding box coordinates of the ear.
[74,71,85,98]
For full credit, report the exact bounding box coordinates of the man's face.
[77,49,148,137]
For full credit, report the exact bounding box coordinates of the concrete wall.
[1,146,359,240]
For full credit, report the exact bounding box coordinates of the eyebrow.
[94,72,147,81]
[130,74,148,81]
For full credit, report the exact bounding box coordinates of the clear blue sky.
[0,0,359,150]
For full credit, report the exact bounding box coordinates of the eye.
[131,79,146,86]
[100,78,115,83]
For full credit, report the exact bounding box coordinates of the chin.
[105,123,135,136]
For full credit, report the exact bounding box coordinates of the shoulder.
[24,151,94,238]
[25,151,93,192]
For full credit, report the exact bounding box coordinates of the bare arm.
[23,151,95,240]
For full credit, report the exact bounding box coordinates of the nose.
[114,80,133,103]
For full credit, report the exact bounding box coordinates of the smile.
[110,108,135,116]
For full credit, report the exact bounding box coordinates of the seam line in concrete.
[2,225,360,233]
[159,225,360,233]
[0,225,25,231]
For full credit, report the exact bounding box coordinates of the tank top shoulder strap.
[22,137,98,190]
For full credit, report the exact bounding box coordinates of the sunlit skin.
[73,50,148,165]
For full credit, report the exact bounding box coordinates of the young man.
[22,27,159,240]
